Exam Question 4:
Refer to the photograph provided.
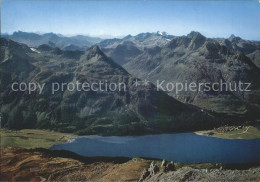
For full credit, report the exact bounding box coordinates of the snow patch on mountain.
[30,48,40,53]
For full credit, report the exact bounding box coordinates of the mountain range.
[0,38,217,135]
[122,32,260,116]
[97,31,260,117]
[1,31,260,135]
[2,31,102,51]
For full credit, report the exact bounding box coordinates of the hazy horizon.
[1,0,260,40]
[1,30,257,41]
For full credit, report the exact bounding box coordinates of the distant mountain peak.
[228,34,242,41]
[14,30,26,34]
[12,31,41,38]
[187,31,206,49]
[187,31,204,39]
[89,45,102,53]
[123,34,132,39]
[135,32,153,38]
[229,34,236,39]
[83,45,107,60]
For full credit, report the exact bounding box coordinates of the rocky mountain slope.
[216,34,260,68]
[97,32,260,117]
[0,38,217,135]
[122,32,260,117]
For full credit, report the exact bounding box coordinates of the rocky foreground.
[0,147,150,181]
[1,147,260,181]
[147,166,260,181]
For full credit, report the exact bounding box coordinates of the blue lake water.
[51,133,260,163]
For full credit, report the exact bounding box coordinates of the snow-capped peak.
[157,31,163,36]
[156,31,168,36]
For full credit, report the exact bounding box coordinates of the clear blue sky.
[1,0,260,40]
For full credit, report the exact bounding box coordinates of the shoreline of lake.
[194,125,260,139]
[51,132,260,164]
